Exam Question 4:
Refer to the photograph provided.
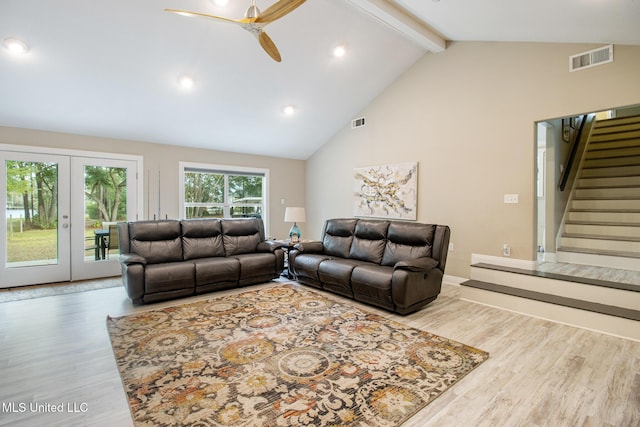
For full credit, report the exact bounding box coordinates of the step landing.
[461,263,640,341]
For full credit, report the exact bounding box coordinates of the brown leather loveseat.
[117,218,284,304]
[289,218,450,314]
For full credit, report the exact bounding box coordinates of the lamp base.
[289,223,301,242]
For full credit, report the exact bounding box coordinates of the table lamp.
[284,207,305,242]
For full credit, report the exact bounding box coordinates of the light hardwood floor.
[0,279,638,427]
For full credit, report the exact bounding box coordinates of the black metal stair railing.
[558,114,589,191]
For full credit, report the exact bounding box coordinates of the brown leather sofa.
[117,218,284,304]
[289,218,450,314]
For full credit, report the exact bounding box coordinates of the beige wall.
[306,42,640,279]
[0,127,306,240]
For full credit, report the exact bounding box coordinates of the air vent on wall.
[569,44,613,72]
[352,117,366,129]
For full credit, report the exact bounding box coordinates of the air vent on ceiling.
[352,117,366,129]
[569,45,613,72]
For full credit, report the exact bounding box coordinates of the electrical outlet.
[503,244,511,257]
[448,243,454,251]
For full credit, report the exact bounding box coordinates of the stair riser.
[591,139,640,148]
[469,267,640,311]
[574,187,640,198]
[556,250,640,271]
[559,236,640,253]
[593,120,640,132]
[564,223,640,238]
[581,165,640,178]
[572,199,640,210]
[460,287,640,342]
[582,156,640,169]
[585,147,640,159]
[568,211,640,222]
[595,116,640,128]
[578,176,640,188]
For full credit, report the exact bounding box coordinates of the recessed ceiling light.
[333,44,347,58]
[212,0,229,6]
[283,105,296,116]
[178,75,195,89]
[3,37,30,55]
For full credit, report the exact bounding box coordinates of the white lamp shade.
[284,207,306,223]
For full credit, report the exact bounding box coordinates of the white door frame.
[1,144,143,286]
[70,156,139,280]
[1,152,71,287]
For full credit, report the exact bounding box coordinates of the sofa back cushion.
[322,218,357,258]
[128,220,183,264]
[221,218,262,256]
[381,222,435,267]
[349,220,388,264]
[181,219,225,260]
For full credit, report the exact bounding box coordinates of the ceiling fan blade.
[164,8,245,24]
[258,31,282,62]
[255,0,306,24]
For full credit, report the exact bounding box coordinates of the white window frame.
[179,161,269,234]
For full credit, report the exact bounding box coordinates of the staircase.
[557,114,640,271]
[459,115,640,342]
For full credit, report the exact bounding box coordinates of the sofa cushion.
[290,253,330,280]
[381,222,434,266]
[351,264,394,310]
[192,257,239,286]
[349,220,388,264]
[234,253,276,279]
[129,220,183,264]
[144,262,194,294]
[322,218,357,258]
[318,258,365,288]
[181,219,225,260]
[222,219,262,255]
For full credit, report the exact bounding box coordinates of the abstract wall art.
[353,162,418,220]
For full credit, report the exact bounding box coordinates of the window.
[180,162,268,223]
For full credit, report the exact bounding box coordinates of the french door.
[1,149,139,288]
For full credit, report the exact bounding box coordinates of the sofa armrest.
[257,240,282,253]
[119,253,147,266]
[394,257,439,272]
[293,241,324,253]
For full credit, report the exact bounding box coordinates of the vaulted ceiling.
[1,0,639,159]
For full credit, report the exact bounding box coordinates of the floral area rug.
[107,285,488,426]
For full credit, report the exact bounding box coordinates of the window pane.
[186,206,223,219]
[184,172,224,204]
[228,175,263,202]
[182,167,265,221]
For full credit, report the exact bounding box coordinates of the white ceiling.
[1,0,639,160]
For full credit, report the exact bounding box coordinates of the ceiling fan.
[165,0,306,62]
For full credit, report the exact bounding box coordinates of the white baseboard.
[471,254,536,270]
[443,274,466,286]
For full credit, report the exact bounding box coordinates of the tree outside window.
[183,168,264,219]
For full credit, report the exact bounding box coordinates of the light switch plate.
[504,194,519,204]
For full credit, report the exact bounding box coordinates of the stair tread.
[558,246,640,259]
[562,233,640,242]
[565,220,640,227]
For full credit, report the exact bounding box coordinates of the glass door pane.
[5,160,59,267]
[1,153,70,288]
[83,165,128,261]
